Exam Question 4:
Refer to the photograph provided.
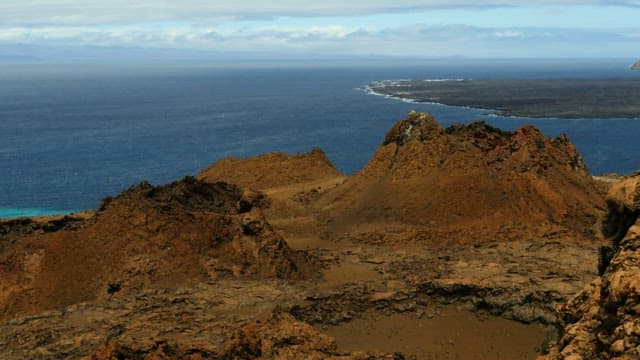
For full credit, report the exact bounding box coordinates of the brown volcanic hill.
[317,112,605,244]
[197,148,343,191]
[541,175,640,359]
[0,177,313,321]
[197,148,347,248]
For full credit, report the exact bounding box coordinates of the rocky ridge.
[542,174,640,359]
[317,112,604,244]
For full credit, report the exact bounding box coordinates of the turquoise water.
[0,207,75,219]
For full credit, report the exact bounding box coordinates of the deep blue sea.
[1,59,639,218]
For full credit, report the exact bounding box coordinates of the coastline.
[364,78,640,119]
[363,81,492,111]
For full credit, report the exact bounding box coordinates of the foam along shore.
[366,78,640,119]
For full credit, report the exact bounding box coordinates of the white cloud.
[1,1,639,26]
[494,30,524,38]
[1,1,638,59]
[1,23,637,58]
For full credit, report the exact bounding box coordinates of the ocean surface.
[1,59,639,218]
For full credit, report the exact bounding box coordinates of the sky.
[1,1,639,60]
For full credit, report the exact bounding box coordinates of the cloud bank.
[1,1,639,26]
[1,1,639,59]
[2,24,638,58]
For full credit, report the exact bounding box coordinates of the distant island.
[366,78,640,118]
[632,60,640,70]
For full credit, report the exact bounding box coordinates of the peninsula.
[367,78,640,118]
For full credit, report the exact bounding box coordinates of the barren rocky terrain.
[541,174,640,359]
[0,112,626,359]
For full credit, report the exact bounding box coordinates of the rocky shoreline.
[366,79,640,119]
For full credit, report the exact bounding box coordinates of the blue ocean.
[1,59,639,218]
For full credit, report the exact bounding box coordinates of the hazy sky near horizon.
[1,1,640,59]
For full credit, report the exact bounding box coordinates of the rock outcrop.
[221,312,403,360]
[318,112,605,244]
[0,177,313,321]
[91,312,402,360]
[198,148,343,190]
[542,174,640,359]
[632,60,640,70]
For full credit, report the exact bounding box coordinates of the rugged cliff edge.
[541,174,640,359]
